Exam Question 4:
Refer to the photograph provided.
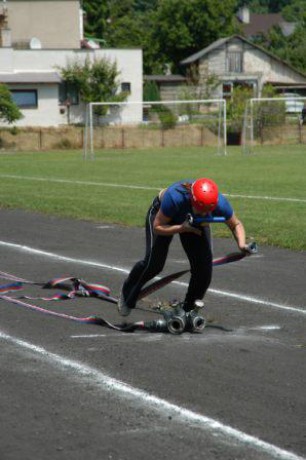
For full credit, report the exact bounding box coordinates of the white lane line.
[0,240,125,272]
[224,193,306,204]
[0,330,304,460]
[70,334,106,338]
[0,240,305,316]
[0,174,305,203]
[206,287,306,315]
[253,325,281,331]
[0,174,159,191]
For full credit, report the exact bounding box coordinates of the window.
[227,52,243,73]
[121,82,131,93]
[11,90,37,108]
[59,82,79,105]
[222,83,233,100]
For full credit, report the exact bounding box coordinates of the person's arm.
[226,213,250,252]
[153,209,201,236]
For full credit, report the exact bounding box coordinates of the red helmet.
[191,178,219,212]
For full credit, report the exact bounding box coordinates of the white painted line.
[224,193,306,204]
[0,174,305,204]
[0,330,304,460]
[0,240,125,273]
[70,334,106,338]
[0,240,305,316]
[236,325,282,333]
[0,174,159,191]
[207,286,306,315]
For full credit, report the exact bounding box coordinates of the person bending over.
[118,178,251,317]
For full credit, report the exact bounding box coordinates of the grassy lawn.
[0,144,305,251]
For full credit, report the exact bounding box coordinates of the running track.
[0,209,305,460]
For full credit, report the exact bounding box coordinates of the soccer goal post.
[242,96,306,154]
[83,99,227,159]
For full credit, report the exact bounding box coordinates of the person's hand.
[240,242,258,254]
[181,219,202,236]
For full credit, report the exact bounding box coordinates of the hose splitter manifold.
[143,300,206,335]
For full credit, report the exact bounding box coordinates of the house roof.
[180,35,306,80]
[144,75,186,83]
[0,72,62,84]
[240,13,283,36]
[180,37,229,65]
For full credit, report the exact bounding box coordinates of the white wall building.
[0,1,143,127]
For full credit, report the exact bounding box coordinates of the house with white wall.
[0,0,143,127]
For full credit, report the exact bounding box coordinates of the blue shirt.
[160,180,233,224]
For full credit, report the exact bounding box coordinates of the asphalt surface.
[0,209,305,460]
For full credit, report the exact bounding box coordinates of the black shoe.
[183,299,205,312]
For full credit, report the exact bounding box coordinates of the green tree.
[82,0,109,41]
[282,0,306,20]
[107,0,135,19]
[264,17,306,74]
[134,0,158,12]
[82,0,305,75]
[102,6,161,74]
[83,0,157,73]
[0,84,22,124]
[236,0,290,13]
[59,57,128,115]
[151,0,238,73]
[251,85,286,145]
[240,1,306,74]
[143,80,160,101]
[227,85,253,133]
[104,15,145,48]
[83,0,136,43]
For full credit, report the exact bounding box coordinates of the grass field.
[0,144,305,251]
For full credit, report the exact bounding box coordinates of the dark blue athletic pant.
[122,196,213,310]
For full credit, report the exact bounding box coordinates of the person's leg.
[119,197,172,315]
[179,226,213,311]
[122,235,172,309]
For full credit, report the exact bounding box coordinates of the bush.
[143,80,161,102]
[153,104,177,129]
[227,86,253,134]
[0,84,23,124]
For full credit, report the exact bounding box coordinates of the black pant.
[122,196,213,310]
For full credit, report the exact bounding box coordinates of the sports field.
[0,144,305,250]
[0,144,305,460]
